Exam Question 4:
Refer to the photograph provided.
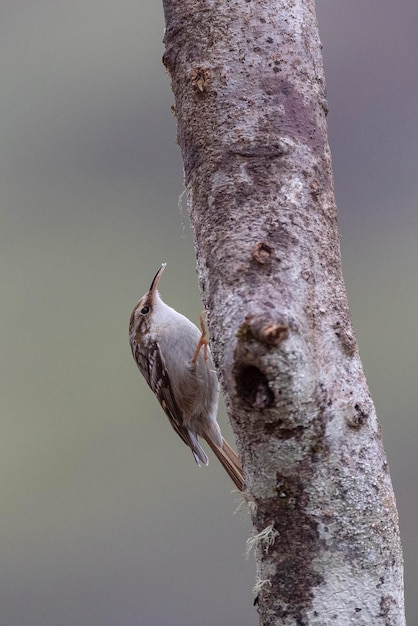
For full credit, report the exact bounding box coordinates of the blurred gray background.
[0,2,416,625]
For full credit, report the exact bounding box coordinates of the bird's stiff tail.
[204,436,244,491]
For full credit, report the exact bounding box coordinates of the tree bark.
[162,1,405,624]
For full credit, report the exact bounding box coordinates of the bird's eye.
[140,306,149,315]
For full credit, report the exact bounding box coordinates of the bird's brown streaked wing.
[146,341,208,466]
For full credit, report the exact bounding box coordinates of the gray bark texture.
[162,1,405,624]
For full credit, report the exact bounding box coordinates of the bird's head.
[129,263,166,341]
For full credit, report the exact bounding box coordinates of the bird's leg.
[192,313,209,364]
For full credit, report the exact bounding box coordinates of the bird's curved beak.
[149,263,167,302]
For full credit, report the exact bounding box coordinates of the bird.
[129,263,243,491]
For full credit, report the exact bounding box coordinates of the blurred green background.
[0,2,416,625]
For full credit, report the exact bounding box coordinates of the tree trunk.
[162,1,405,624]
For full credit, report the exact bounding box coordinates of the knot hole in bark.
[234,313,289,409]
[235,365,274,409]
